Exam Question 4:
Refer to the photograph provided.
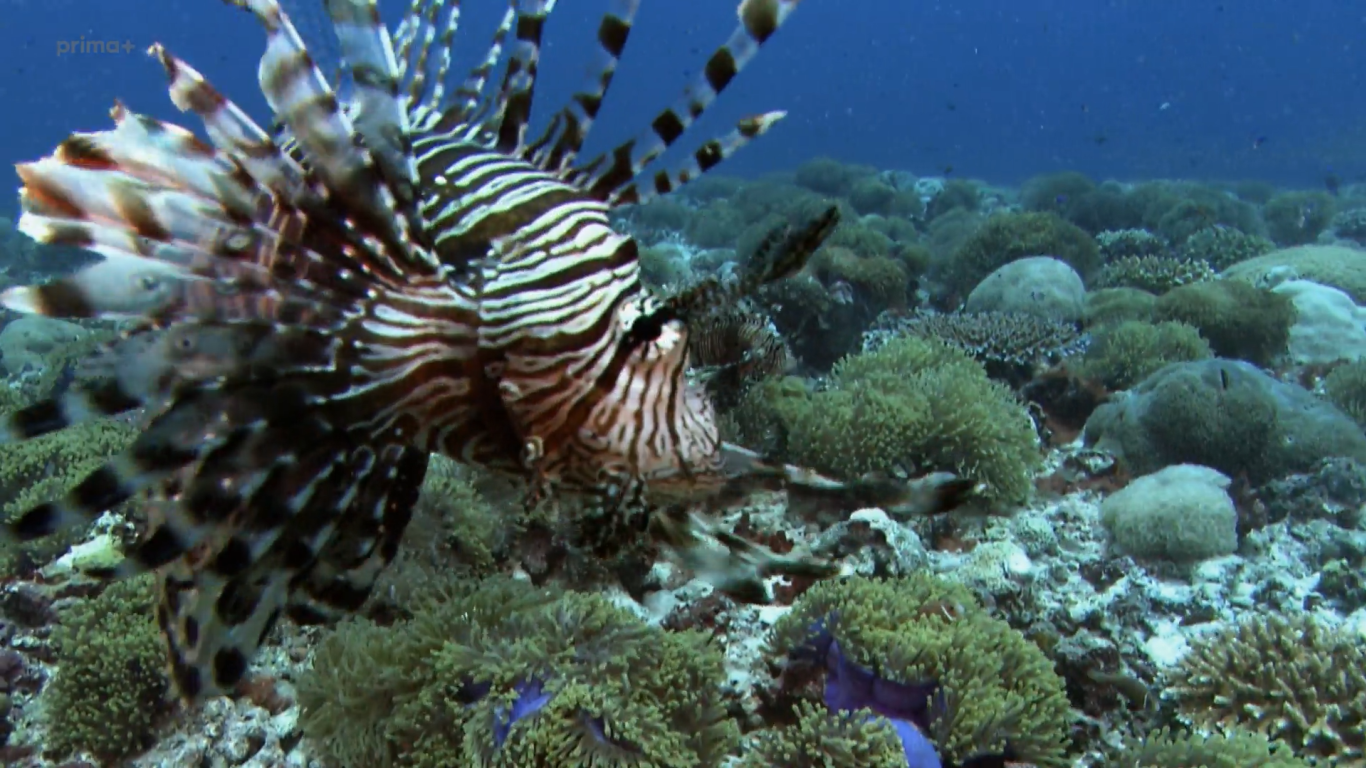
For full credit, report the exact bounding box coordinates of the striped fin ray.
[0,323,280,445]
[608,110,786,208]
[323,0,419,203]
[224,0,434,272]
[488,0,555,153]
[148,46,316,205]
[154,432,427,700]
[431,3,515,137]
[568,0,802,201]
[397,0,459,122]
[524,0,640,174]
[2,325,342,544]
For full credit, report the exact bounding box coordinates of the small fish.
[1159,101,1171,111]
[1325,172,1342,196]
[1253,135,1269,149]
[828,279,855,305]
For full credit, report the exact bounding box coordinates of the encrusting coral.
[1165,613,1366,765]
[769,575,1072,768]
[298,576,738,768]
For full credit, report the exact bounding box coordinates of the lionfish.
[0,0,973,703]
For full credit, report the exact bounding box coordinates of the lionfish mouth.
[0,0,973,707]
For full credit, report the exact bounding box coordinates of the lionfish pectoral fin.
[158,437,425,703]
[739,204,841,292]
[625,203,840,353]
[716,442,980,518]
[879,473,983,519]
[649,507,837,605]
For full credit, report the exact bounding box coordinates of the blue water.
[0,0,1361,215]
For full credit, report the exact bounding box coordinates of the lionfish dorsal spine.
[324,0,419,203]
[566,0,803,205]
[226,0,434,273]
[486,0,554,153]
[523,0,641,175]
[396,0,460,119]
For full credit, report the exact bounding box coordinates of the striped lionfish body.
[0,0,973,704]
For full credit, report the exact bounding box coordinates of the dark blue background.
[0,0,1361,215]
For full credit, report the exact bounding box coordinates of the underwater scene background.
[0,0,1362,767]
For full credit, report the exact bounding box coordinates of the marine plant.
[682,201,746,248]
[299,576,739,768]
[1077,320,1212,391]
[1021,171,1097,217]
[0,415,137,573]
[794,157,874,198]
[1165,613,1366,765]
[945,211,1100,296]
[751,336,1041,504]
[809,246,911,311]
[925,179,982,221]
[770,575,1072,767]
[1153,280,1295,366]
[44,575,168,761]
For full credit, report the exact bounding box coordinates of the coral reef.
[1095,229,1168,262]
[1165,614,1365,765]
[736,702,906,768]
[1325,359,1366,427]
[1076,320,1211,391]
[741,336,1041,504]
[299,576,738,767]
[43,576,168,761]
[1094,255,1215,294]
[768,575,1073,767]
[1263,191,1337,246]
[945,211,1100,298]
[1099,464,1238,564]
[1152,280,1295,366]
[1223,245,1366,304]
[1083,288,1158,329]
[1102,727,1313,768]
[1085,359,1366,483]
[863,309,1087,382]
[1178,224,1275,270]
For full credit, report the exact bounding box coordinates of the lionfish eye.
[139,275,160,291]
